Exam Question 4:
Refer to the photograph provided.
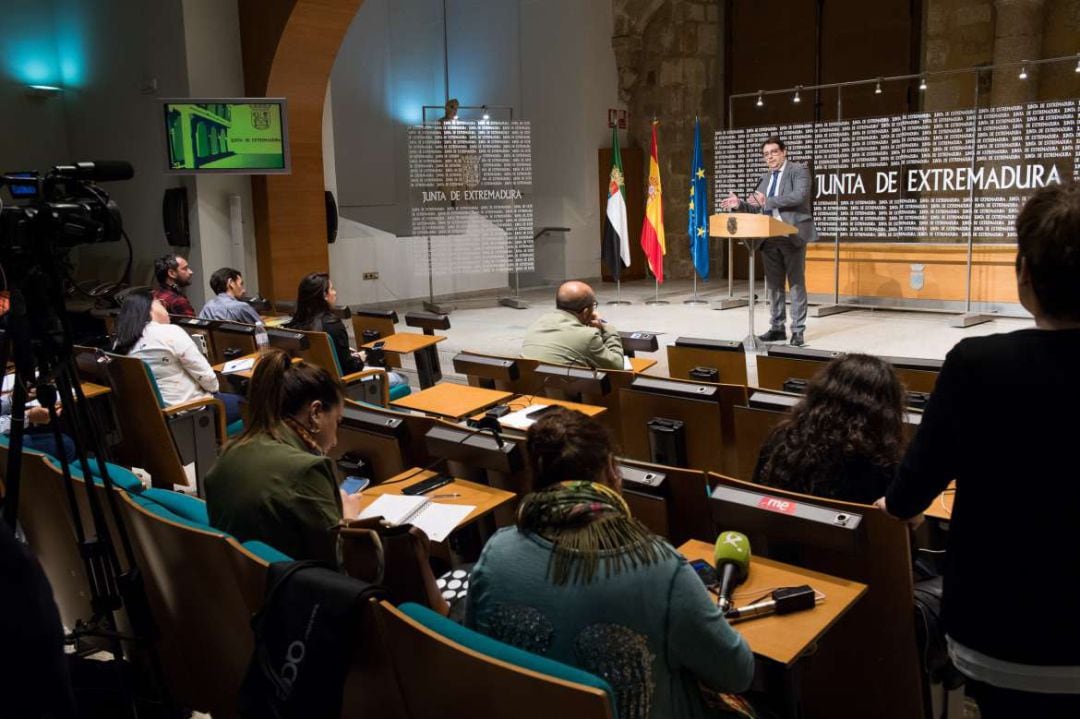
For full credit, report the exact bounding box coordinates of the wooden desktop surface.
[630,357,657,373]
[361,468,517,531]
[212,352,262,380]
[925,481,956,521]
[678,540,867,667]
[390,383,512,420]
[80,382,111,400]
[363,333,445,354]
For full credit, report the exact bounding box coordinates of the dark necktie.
[767,170,780,198]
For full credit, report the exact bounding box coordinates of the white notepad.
[222,357,256,374]
[357,494,475,542]
[498,404,553,431]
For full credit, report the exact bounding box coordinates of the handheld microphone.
[724,585,817,623]
[51,161,135,183]
[713,531,751,613]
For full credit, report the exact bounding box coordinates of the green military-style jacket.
[520,310,625,370]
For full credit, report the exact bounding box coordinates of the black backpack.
[239,560,384,719]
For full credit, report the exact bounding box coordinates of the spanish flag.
[640,120,666,282]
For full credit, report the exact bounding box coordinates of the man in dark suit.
[720,136,816,346]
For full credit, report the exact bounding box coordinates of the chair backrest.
[336,401,438,481]
[374,601,615,719]
[351,308,399,344]
[459,351,541,395]
[116,490,269,716]
[666,337,748,386]
[291,328,345,378]
[708,473,924,719]
[171,316,217,359]
[618,380,747,475]
[404,311,451,336]
[101,352,189,489]
[731,405,786,481]
[208,322,259,365]
[617,458,712,546]
[4,447,95,628]
[759,348,940,394]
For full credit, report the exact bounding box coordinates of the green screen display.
[164,100,289,173]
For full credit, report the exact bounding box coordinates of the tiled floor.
[377,277,1032,387]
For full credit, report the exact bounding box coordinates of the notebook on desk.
[357,494,475,542]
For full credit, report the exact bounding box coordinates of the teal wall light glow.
[2,11,85,89]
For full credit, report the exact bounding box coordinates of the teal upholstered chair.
[374,600,616,719]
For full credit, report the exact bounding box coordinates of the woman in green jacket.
[204,348,361,563]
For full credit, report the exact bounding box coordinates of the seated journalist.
[204,349,362,564]
[467,408,754,719]
[521,281,625,370]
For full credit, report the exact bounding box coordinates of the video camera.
[0,160,132,254]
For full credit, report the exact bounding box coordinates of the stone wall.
[612,0,723,281]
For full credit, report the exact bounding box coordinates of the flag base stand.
[644,280,668,305]
[683,275,708,304]
[607,279,632,305]
[714,297,748,310]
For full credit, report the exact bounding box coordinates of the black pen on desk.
[431,493,462,499]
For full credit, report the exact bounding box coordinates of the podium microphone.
[713,531,751,613]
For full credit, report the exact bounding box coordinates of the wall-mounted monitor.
[162,98,290,174]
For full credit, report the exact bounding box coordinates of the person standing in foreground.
[719,136,816,347]
[521,281,625,370]
[878,181,1080,718]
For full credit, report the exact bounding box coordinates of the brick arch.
[239,0,365,302]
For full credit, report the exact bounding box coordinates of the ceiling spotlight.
[756,91,764,107]
[874,79,882,95]
[793,87,801,104]
[481,105,490,121]
[1018,65,1028,80]
[919,76,927,91]
[1074,54,1079,73]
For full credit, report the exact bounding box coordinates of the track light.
[874,79,882,95]
[919,76,927,91]
[793,87,801,104]
[1074,54,1079,73]
[756,91,764,107]
[1018,65,1028,80]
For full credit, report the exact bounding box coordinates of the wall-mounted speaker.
[162,187,189,247]
[325,189,338,244]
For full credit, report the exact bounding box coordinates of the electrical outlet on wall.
[363,272,379,280]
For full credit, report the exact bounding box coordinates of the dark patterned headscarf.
[516,481,672,585]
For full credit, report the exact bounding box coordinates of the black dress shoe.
[757,329,787,343]
[790,332,805,347]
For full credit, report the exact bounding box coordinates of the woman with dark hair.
[112,289,243,425]
[467,408,754,719]
[753,353,905,505]
[204,349,361,563]
[284,273,362,374]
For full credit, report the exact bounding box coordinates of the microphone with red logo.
[713,530,751,614]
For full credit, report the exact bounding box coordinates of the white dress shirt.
[129,322,219,406]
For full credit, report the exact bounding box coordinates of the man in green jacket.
[521,281,625,370]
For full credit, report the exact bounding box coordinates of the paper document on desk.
[358,494,475,542]
[499,404,554,431]
[623,356,633,371]
[222,357,256,374]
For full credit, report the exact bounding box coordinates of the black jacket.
[886,328,1080,665]
[287,312,362,375]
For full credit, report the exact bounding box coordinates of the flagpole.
[608,277,631,305]
[683,272,708,304]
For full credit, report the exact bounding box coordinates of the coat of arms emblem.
[727,216,738,235]
[250,104,272,131]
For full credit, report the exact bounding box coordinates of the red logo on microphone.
[757,496,797,514]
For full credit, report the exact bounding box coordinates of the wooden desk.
[630,357,657,373]
[360,468,516,536]
[390,383,512,420]
[678,539,867,667]
[212,352,262,380]
[924,482,955,521]
[363,333,447,389]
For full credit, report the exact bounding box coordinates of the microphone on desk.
[713,530,751,614]
[724,585,817,624]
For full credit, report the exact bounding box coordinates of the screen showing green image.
[164,100,290,173]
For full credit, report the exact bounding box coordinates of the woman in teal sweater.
[466,409,754,719]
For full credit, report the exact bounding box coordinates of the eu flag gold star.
[688,200,695,210]
[697,227,705,237]
[696,168,706,179]
[690,186,695,196]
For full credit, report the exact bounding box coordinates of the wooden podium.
[709,213,797,351]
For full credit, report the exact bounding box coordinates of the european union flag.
[688,118,709,279]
